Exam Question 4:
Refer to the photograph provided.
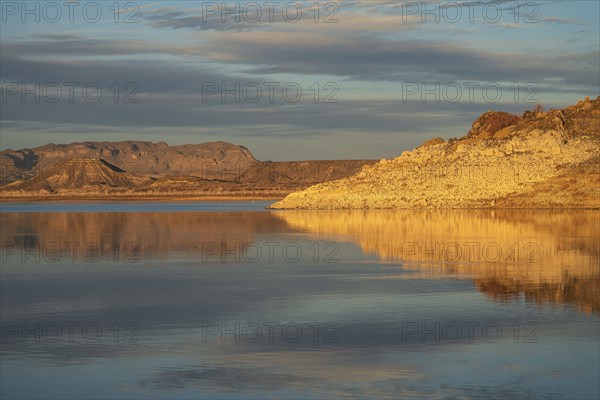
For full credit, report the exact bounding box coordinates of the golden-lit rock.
[270,97,600,209]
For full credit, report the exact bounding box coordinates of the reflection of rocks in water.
[3,209,598,312]
[0,212,292,262]
[273,210,600,313]
[476,275,600,315]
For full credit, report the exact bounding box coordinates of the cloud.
[540,16,584,25]
[139,4,420,33]
[194,31,599,88]
[0,35,193,59]
[1,0,597,158]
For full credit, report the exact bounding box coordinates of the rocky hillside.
[3,159,153,192]
[270,96,600,209]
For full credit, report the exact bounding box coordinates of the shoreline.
[0,194,285,202]
[2,194,598,209]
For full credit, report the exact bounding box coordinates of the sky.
[1,0,599,160]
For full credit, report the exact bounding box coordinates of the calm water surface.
[1,202,598,399]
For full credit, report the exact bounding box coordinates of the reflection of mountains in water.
[0,212,293,261]
[274,210,600,314]
[1,210,598,313]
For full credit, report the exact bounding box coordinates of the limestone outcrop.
[270,97,600,209]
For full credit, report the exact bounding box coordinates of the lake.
[1,202,598,399]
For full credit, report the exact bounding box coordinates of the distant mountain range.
[0,141,376,197]
[1,141,256,180]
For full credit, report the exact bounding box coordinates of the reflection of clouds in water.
[0,341,143,367]
[136,360,565,399]
[138,366,314,392]
[136,350,421,398]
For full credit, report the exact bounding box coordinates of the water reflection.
[1,209,598,399]
[0,211,290,262]
[3,210,597,313]
[274,210,600,314]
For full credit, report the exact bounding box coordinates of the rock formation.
[270,97,600,209]
[3,158,153,193]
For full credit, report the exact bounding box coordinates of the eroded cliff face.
[1,159,154,192]
[270,97,600,209]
